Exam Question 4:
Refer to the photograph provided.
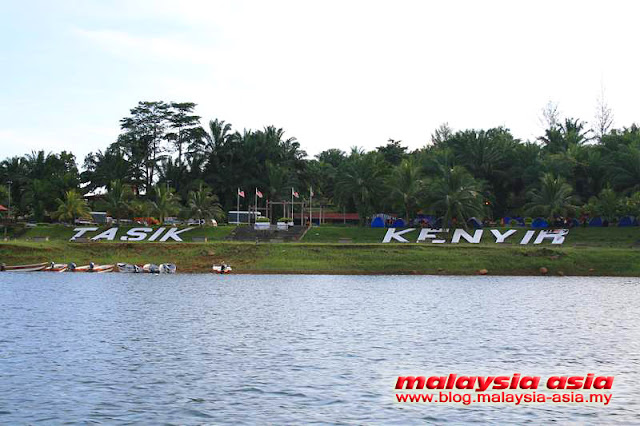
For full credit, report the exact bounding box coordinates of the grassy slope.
[8,224,640,247]
[6,224,234,241]
[2,240,639,276]
[302,225,640,247]
[2,225,639,275]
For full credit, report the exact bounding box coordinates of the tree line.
[1,100,640,226]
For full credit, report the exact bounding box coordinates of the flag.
[256,189,263,198]
[238,188,245,198]
[309,187,314,197]
[292,189,299,198]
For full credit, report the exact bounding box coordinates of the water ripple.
[0,274,638,424]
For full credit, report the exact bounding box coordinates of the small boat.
[142,264,160,274]
[44,262,68,272]
[142,263,176,274]
[159,263,177,274]
[68,262,114,273]
[0,262,48,272]
[93,265,115,273]
[212,264,232,274]
[117,263,142,273]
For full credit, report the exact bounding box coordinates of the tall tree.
[335,152,388,225]
[120,101,172,191]
[387,158,423,221]
[424,166,484,229]
[525,174,578,219]
[430,123,453,147]
[166,102,204,186]
[52,190,90,224]
[150,183,180,224]
[594,86,614,141]
[101,180,133,224]
[188,183,224,225]
[377,139,408,165]
[608,140,640,193]
[82,142,134,193]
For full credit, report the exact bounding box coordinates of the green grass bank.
[1,225,640,275]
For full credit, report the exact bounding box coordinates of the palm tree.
[334,152,388,225]
[609,141,640,193]
[387,158,423,222]
[151,184,180,224]
[0,185,8,206]
[188,183,224,225]
[424,166,484,229]
[22,179,51,221]
[525,173,578,219]
[130,199,154,223]
[203,118,234,153]
[52,190,90,224]
[102,180,132,224]
[589,188,620,221]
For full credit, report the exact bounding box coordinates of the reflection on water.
[0,274,639,424]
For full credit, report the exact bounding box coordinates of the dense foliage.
[2,101,640,225]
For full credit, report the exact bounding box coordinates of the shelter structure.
[531,217,549,228]
[618,216,637,227]
[589,217,603,227]
[468,217,483,229]
[371,217,385,228]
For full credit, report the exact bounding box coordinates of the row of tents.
[371,214,640,228]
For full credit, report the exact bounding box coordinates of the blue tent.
[618,216,636,227]
[503,216,512,225]
[589,217,603,227]
[571,218,580,227]
[392,218,406,228]
[371,217,385,228]
[514,217,525,226]
[531,217,549,228]
[468,217,483,229]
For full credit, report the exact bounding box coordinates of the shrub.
[278,217,292,222]
[256,217,270,223]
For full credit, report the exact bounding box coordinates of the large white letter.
[490,229,517,243]
[121,227,153,241]
[382,228,415,243]
[534,229,568,245]
[91,227,118,241]
[451,229,483,243]
[148,227,166,242]
[159,227,194,242]
[520,230,536,245]
[70,227,98,241]
[417,228,449,243]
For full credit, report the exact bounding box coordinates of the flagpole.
[237,188,240,225]
[255,188,258,224]
[309,187,312,227]
[291,187,294,224]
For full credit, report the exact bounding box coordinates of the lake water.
[1,274,639,424]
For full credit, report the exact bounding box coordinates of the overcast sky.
[1,0,639,163]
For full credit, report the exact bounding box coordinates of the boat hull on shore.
[0,262,48,272]
[68,264,115,273]
[213,265,232,274]
[142,263,177,274]
[44,263,68,272]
